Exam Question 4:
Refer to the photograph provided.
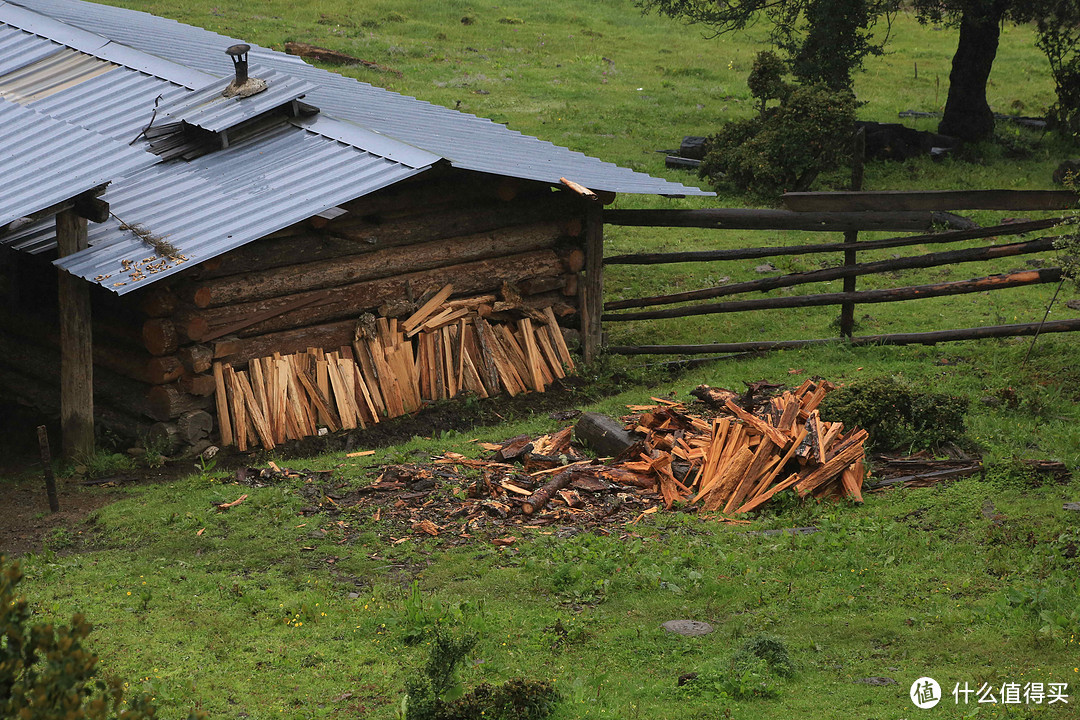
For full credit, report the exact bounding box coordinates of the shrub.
[818,375,968,452]
[700,53,857,198]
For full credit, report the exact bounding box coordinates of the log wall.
[0,170,587,453]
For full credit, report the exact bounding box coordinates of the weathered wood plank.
[603,208,976,232]
[783,189,1079,212]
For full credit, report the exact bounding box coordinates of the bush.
[818,375,968,452]
[700,53,857,198]
[0,555,205,720]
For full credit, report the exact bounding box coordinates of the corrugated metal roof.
[46,123,426,294]
[0,97,154,227]
[6,0,712,197]
[0,44,115,103]
[155,68,315,134]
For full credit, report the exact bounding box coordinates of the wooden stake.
[212,362,234,446]
[56,208,94,460]
[37,425,59,513]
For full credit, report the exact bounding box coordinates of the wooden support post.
[840,128,866,340]
[57,208,94,461]
[581,203,604,364]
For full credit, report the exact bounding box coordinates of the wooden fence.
[601,189,1080,356]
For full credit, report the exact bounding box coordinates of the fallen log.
[522,470,574,515]
[575,412,638,457]
[284,41,402,74]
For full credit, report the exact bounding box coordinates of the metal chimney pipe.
[226,44,250,85]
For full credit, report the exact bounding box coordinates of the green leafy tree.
[0,555,204,720]
[642,0,1080,142]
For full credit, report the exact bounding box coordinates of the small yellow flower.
[126,591,131,596]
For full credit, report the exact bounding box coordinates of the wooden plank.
[783,189,1080,213]
[236,369,275,450]
[442,325,458,398]
[519,319,546,392]
[543,306,574,371]
[402,283,454,333]
[224,365,247,451]
[294,356,341,431]
[212,361,233,446]
[534,323,565,379]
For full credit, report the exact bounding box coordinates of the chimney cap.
[226,44,250,57]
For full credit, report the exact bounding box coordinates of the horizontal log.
[211,319,357,366]
[0,309,183,385]
[178,344,213,374]
[605,235,1061,310]
[603,217,1070,266]
[604,268,1063,321]
[179,372,217,396]
[0,328,156,419]
[142,318,179,356]
[783,189,1080,213]
[603,208,976,232]
[192,193,581,280]
[185,220,572,308]
[186,250,568,340]
[146,384,213,422]
[606,319,1080,354]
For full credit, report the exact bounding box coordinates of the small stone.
[858,677,897,686]
[347,592,360,599]
[754,263,776,273]
[661,619,713,637]
[127,447,146,457]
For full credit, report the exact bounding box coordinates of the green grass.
[8,1,1080,718]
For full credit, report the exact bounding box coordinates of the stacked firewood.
[212,284,575,450]
[609,381,867,513]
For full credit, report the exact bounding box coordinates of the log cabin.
[0,0,711,456]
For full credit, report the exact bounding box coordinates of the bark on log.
[211,319,357,366]
[522,470,574,515]
[191,194,581,280]
[603,208,977,232]
[146,384,213,422]
[147,422,182,454]
[179,372,217,396]
[186,250,569,340]
[134,286,180,318]
[575,412,639,458]
[177,409,213,444]
[0,362,152,441]
[604,268,1064,322]
[602,217,1068,266]
[142,318,180,356]
[184,221,571,308]
[605,235,1060,311]
[0,308,183,385]
[178,344,213,374]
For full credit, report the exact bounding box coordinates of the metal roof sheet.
[7,0,712,196]
[155,68,316,134]
[0,44,114,103]
[0,97,154,227]
[38,123,429,293]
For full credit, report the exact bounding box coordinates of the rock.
[754,263,776,273]
[858,677,897,686]
[1052,159,1080,185]
[661,619,713,637]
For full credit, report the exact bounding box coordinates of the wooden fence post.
[581,203,604,364]
[57,208,94,461]
[840,127,866,339]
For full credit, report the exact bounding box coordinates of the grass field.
[7,1,1080,719]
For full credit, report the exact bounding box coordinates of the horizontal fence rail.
[602,189,1079,357]
[603,217,1071,266]
[607,319,1080,355]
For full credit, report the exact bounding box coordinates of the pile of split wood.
[608,380,868,513]
[212,283,574,450]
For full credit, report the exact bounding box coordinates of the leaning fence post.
[37,425,60,513]
[839,128,866,339]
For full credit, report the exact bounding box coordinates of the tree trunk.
[938,9,1003,141]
